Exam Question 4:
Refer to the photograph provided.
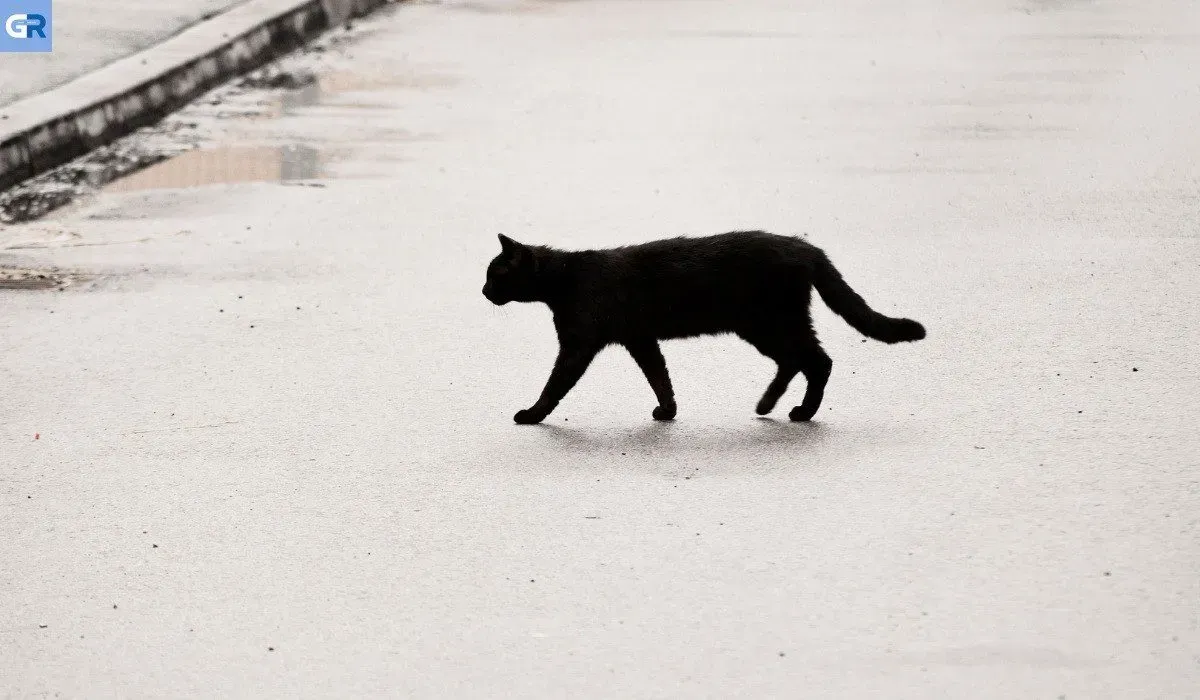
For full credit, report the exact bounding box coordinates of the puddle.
[103,144,322,193]
[92,65,448,195]
[0,35,455,222]
[76,65,450,197]
[0,142,179,224]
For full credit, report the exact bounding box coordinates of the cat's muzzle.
[482,283,508,305]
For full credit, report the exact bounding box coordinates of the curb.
[0,0,393,193]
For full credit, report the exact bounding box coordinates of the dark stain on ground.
[238,68,317,91]
[0,141,176,224]
[0,267,83,291]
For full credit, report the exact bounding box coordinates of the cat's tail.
[811,253,926,343]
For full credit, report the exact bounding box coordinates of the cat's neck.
[532,247,580,307]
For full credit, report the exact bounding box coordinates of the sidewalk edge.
[0,0,392,193]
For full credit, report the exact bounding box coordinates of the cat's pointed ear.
[498,233,528,261]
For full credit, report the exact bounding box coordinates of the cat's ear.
[498,233,527,261]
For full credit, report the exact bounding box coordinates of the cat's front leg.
[625,338,676,421]
[513,407,550,425]
[514,343,599,424]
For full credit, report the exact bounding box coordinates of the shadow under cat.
[529,418,834,454]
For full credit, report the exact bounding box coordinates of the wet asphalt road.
[2,0,1199,696]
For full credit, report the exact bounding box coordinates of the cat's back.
[614,230,817,275]
[584,231,820,337]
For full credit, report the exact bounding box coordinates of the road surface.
[3,0,1198,697]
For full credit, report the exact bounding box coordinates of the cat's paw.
[755,398,776,415]
[652,404,677,421]
[788,404,819,422]
[513,408,547,425]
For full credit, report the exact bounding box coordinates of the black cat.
[483,230,925,424]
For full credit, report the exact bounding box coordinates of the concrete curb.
[0,0,392,193]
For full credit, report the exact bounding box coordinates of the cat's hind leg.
[741,326,832,420]
[788,345,833,422]
[738,329,798,415]
[625,338,677,421]
[756,365,799,415]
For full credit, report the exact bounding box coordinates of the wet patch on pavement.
[0,133,186,224]
[103,144,324,193]
[0,7,448,224]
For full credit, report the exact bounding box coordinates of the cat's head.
[483,234,540,305]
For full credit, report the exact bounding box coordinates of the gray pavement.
[3,0,1199,697]
[0,0,243,107]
